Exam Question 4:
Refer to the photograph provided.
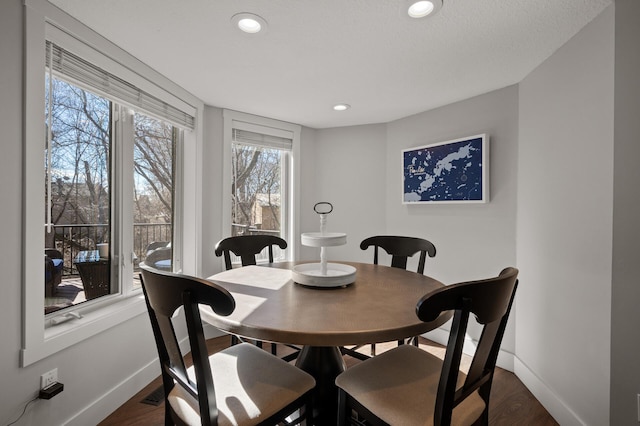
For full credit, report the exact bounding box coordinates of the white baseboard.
[513,357,585,426]
[63,331,213,426]
[421,330,585,424]
[64,358,160,426]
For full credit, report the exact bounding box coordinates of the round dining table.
[201,261,450,425]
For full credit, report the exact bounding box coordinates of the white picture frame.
[402,134,489,204]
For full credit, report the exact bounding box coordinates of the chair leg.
[231,335,238,346]
[271,342,277,355]
[337,389,348,426]
[371,343,376,356]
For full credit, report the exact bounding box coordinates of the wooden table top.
[200,261,450,347]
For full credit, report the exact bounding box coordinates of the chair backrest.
[139,265,235,424]
[417,267,519,425]
[360,235,436,274]
[214,235,288,270]
[144,245,173,270]
[45,248,63,259]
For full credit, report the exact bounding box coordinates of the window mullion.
[114,105,136,294]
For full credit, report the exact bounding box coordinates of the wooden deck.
[55,277,86,304]
[45,274,142,314]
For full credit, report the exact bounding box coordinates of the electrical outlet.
[40,368,58,390]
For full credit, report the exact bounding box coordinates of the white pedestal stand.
[291,205,356,287]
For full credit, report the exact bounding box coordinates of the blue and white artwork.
[403,134,488,203]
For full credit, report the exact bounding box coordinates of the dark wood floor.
[99,336,558,426]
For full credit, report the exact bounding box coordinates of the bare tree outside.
[45,75,175,307]
[45,77,111,251]
[132,113,175,267]
[231,143,282,235]
[134,113,174,222]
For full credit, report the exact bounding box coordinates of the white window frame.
[21,1,200,366]
[222,110,301,263]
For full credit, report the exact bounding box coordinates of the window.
[231,129,290,262]
[22,6,199,366]
[43,45,180,314]
[44,76,114,311]
[223,110,301,265]
[133,112,177,282]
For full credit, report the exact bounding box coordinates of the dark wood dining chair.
[214,235,300,361]
[215,234,287,270]
[336,267,519,426]
[139,265,315,426]
[360,235,436,274]
[350,235,437,357]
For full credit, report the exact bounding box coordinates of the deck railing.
[48,223,282,275]
[232,223,281,237]
[47,223,172,276]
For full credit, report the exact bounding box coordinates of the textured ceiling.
[48,0,611,129]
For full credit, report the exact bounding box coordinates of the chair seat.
[52,258,64,270]
[168,343,315,426]
[336,345,485,426]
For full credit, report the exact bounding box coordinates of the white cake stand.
[291,203,356,287]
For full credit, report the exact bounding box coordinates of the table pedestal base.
[295,345,346,425]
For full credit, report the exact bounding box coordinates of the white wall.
[516,6,614,426]
[386,86,520,366]
[1,1,629,424]
[307,124,388,262]
[298,126,320,261]
[308,88,519,368]
[0,2,191,424]
[385,87,519,286]
[611,0,640,424]
[201,106,225,277]
[0,1,34,422]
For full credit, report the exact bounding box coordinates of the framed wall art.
[402,134,489,204]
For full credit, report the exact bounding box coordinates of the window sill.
[21,294,147,367]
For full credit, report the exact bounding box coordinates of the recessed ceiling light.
[407,0,442,18]
[231,13,267,34]
[333,104,350,111]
